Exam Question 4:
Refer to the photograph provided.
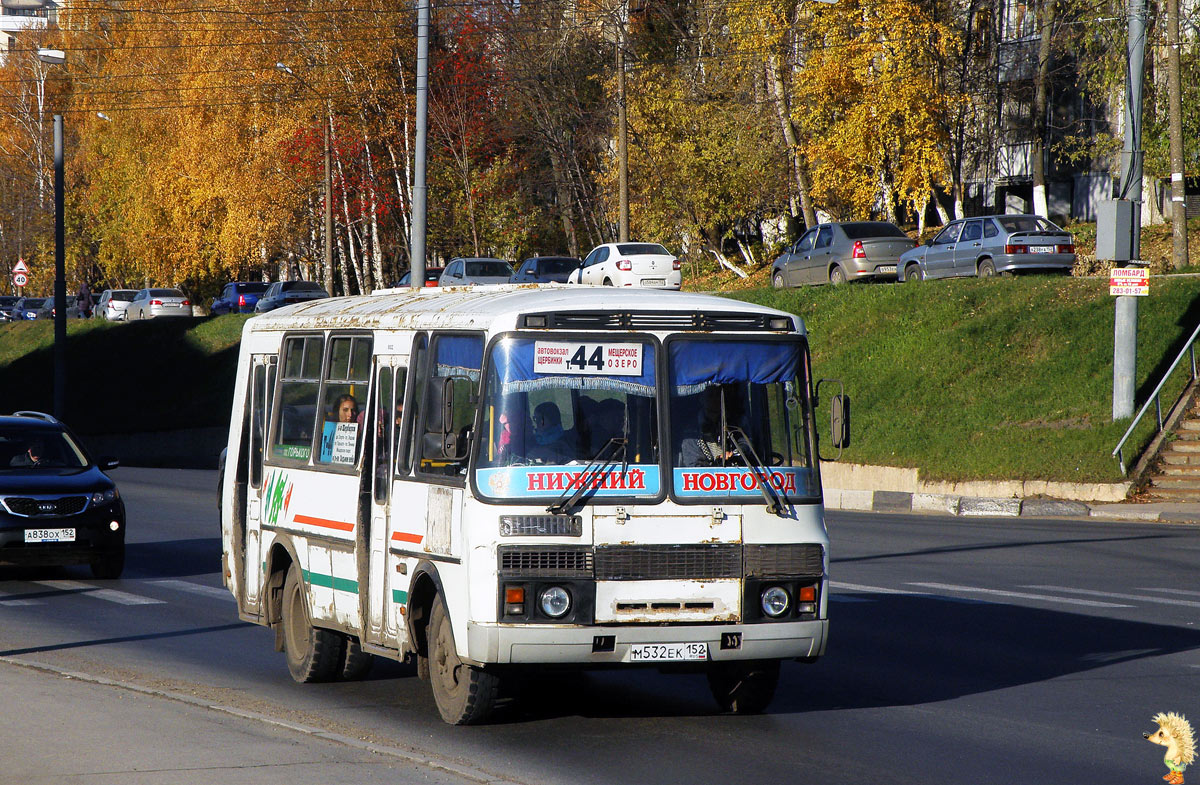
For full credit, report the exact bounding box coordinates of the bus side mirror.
[830,394,850,449]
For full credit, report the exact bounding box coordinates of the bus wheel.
[282,564,343,683]
[428,594,499,725]
[338,635,374,681]
[706,660,780,715]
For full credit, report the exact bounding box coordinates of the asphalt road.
[1,467,1197,785]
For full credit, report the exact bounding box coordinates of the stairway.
[1145,413,1200,501]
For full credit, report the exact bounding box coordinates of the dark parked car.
[211,281,270,315]
[0,411,125,578]
[771,221,917,287]
[510,256,583,284]
[397,267,445,288]
[898,214,1076,281]
[0,295,19,321]
[254,280,330,313]
[11,297,51,320]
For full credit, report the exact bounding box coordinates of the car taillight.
[1058,244,1075,253]
[672,259,682,270]
[238,295,246,306]
[150,299,163,306]
[852,241,866,259]
[1005,244,1028,254]
[616,260,632,271]
[181,299,190,306]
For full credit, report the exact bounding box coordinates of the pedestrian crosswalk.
[0,578,232,607]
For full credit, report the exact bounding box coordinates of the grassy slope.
[2,276,1198,483]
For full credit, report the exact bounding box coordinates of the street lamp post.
[276,63,334,296]
[38,48,66,421]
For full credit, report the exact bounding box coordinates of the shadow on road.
[126,538,221,578]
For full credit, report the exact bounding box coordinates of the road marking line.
[34,580,164,606]
[1136,587,1200,598]
[0,599,41,606]
[909,582,1133,608]
[1024,585,1200,608]
[831,581,920,595]
[147,580,236,602]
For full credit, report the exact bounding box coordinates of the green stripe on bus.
[302,569,359,594]
[392,589,408,604]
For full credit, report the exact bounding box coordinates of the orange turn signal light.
[505,587,525,604]
[797,586,817,602]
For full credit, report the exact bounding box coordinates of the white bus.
[220,285,846,724]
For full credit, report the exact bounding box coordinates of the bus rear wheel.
[338,635,374,681]
[707,660,780,715]
[429,594,499,725]
[282,564,343,683]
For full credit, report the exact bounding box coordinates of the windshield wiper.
[546,437,628,515]
[725,425,784,515]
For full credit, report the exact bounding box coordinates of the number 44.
[567,346,605,371]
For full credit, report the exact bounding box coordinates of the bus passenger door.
[244,354,276,612]
[365,359,407,648]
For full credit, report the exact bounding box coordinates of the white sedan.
[125,288,194,319]
[568,242,681,289]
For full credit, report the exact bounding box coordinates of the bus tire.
[429,594,499,725]
[338,635,374,681]
[706,660,780,715]
[282,564,343,683]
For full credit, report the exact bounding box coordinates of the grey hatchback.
[771,221,917,287]
[898,214,1076,282]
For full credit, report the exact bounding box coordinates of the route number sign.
[533,341,643,376]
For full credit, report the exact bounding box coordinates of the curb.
[823,488,1200,524]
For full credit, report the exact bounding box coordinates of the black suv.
[0,412,125,578]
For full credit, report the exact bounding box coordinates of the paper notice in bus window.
[534,341,642,376]
[320,421,359,465]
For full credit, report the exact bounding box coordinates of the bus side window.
[271,335,323,462]
[392,367,408,474]
[316,334,372,467]
[373,366,393,504]
[401,335,428,475]
[418,333,484,479]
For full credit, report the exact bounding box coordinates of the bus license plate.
[25,528,75,543]
[627,642,708,662]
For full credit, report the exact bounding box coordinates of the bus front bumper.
[465,618,827,666]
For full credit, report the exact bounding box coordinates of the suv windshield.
[667,337,820,503]
[466,261,512,277]
[0,427,88,470]
[474,336,660,501]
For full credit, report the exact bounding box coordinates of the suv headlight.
[91,488,119,504]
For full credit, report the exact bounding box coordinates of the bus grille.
[743,544,824,577]
[595,544,742,581]
[3,495,88,517]
[499,547,593,577]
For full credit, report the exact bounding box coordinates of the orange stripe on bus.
[391,531,424,544]
[293,514,355,532]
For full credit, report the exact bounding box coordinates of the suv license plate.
[25,528,75,543]
[626,642,709,662]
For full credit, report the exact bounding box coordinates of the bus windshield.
[474,336,660,501]
[667,337,820,503]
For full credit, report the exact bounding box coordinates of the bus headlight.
[761,586,790,618]
[539,586,571,619]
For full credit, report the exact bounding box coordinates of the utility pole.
[616,19,629,243]
[53,114,65,421]
[1166,0,1189,270]
[1111,0,1147,420]
[409,0,429,289]
[323,109,334,295]
[1030,0,1056,219]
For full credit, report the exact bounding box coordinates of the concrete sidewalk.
[821,462,1200,524]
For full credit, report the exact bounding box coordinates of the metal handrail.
[1112,320,1200,474]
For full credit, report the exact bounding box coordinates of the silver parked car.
[125,288,193,320]
[437,257,514,286]
[94,289,138,321]
[771,222,916,287]
[898,214,1076,282]
[253,280,330,313]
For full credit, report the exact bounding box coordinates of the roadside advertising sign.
[1109,267,1148,296]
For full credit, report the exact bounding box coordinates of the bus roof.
[245,284,804,336]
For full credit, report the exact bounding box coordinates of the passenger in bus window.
[332,394,358,423]
[528,401,576,464]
